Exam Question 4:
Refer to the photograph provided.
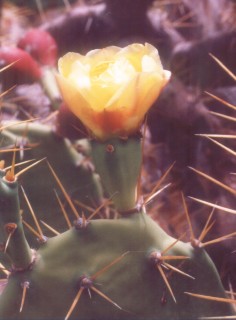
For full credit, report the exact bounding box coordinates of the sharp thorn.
[88,195,115,221]
[163,262,195,279]
[4,232,13,254]
[161,255,190,261]
[188,167,236,196]
[4,159,35,171]
[74,199,94,213]
[5,144,17,182]
[157,264,177,303]
[15,158,46,178]
[87,288,92,299]
[19,281,29,312]
[54,190,72,228]
[206,136,236,158]
[205,91,236,112]
[91,286,122,310]
[144,183,171,205]
[209,111,236,123]
[47,161,80,219]
[181,192,195,242]
[40,220,60,236]
[91,252,129,280]
[0,118,39,132]
[65,287,84,320]
[162,232,187,256]
[201,231,236,248]
[0,85,16,99]
[22,220,42,239]
[0,147,31,154]
[185,291,236,304]
[198,220,216,243]
[144,162,175,204]
[0,61,19,73]
[209,53,236,81]
[21,186,44,238]
[189,196,236,215]
[198,208,215,242]
[196,134,236,139]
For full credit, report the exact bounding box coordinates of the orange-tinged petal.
[88,76,139,139]
[93,109,126,138]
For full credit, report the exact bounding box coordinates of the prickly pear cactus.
[0,43,235,320]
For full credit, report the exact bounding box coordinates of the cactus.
[0,135,235,320]
[0,43,235,320]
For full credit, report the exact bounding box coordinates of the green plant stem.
[0,177,32,270]
[91,136,142,212]
[40,66,61,110]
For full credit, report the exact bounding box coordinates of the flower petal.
[122,71,170,132]
[57,74,92,124]
[58,52,89,77]
[86,46,120,60]
[135,70,171,115]
[116,43,162,72]
[105,74,138,111]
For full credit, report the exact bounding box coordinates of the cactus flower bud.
[18,29,58,67]
[0,46,42,87]
[57,43,171,140]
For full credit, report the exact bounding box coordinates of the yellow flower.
[57,43,171,140]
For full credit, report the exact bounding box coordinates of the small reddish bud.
[18,29,58,67]
[0,46,42,88]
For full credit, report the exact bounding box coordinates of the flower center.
[92,58,136,86]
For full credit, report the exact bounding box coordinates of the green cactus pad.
[0,211,234,320]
